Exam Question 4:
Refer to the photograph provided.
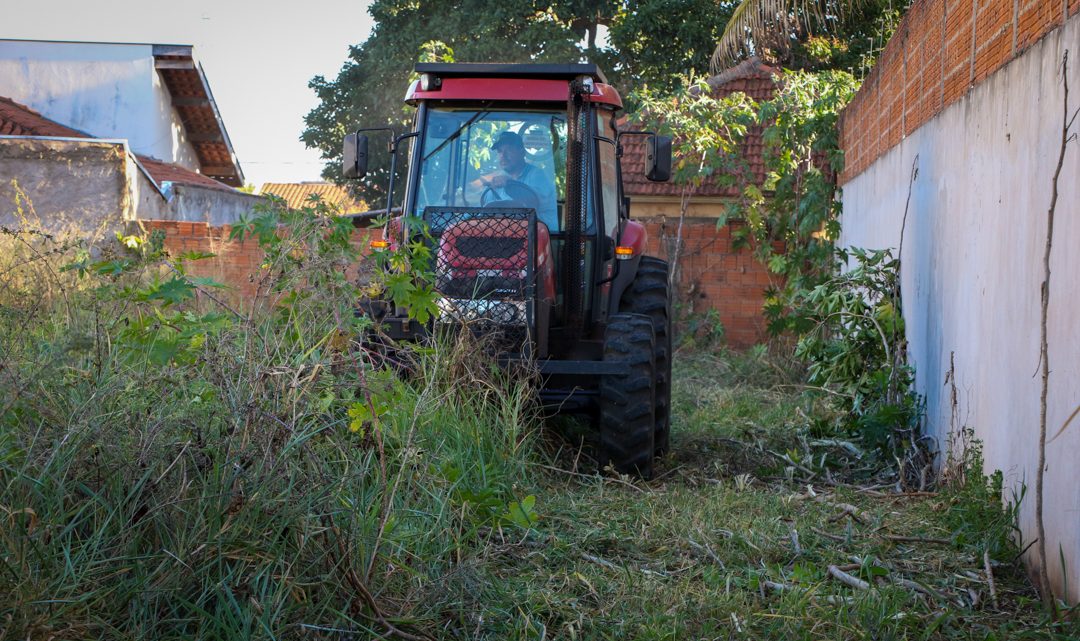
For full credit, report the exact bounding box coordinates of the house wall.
[631,196,773,349]
[163,184,265,226]
[0,138,152,242]
[0,40,199,169]
[839,4,1080,600]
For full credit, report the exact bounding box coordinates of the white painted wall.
[841,15,1080,601]
[0,40,199,169]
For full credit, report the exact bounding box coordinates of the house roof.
[0,95,88,138]
[0,95,235,192]
[623,59,778,198]
[151,44,244,187]
[260,182,367,213]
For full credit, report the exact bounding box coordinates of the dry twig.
[828,564,870,590]
[984,549,999,609]
[881,534,951,545]
[1035,48,1077,617]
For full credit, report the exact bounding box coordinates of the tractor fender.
[607,221,648,315]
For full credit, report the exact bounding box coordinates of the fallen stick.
[790,528,802,556]
[984,550,999,609]
[765,448,817,477]
[891,576,949,603]
[688,537,725,568]
[829,565,870,590]
[811,527,847,542]
[860,490,938,499]
[532,462,646,493]
[763,580,793,592]
[881,534,951,545]
[828,502,865,523]
[581,552,619,571]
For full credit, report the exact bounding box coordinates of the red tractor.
[343,63,673,477]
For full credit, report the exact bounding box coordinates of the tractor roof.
[414,63,607,83]
[406,63,622,109]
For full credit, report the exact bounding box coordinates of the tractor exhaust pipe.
[562,75,592,337]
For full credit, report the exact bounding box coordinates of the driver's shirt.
[498,163,558,231]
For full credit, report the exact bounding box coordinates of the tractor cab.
[342,63,674,477]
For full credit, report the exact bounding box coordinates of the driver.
[473,131,558,230]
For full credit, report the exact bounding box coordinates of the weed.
[0,202,1072,639]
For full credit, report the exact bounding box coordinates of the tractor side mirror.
[342,133,368,179]
[646,135,672,182]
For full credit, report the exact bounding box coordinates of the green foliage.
[713,0,910,73]
[0,200,538,637]
[638,69,923,454]
[634,73,758,189]
[637,68,858,323]
[747,69,859,315]
[941,438,1022,559]
[788,247,919,451]
[605,0,736,97]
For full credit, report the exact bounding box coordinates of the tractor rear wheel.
[620,256,672,456]
[597,313,656,478]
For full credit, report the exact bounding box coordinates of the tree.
[710,0,905,73]
[605,0,737,95]
[302,0,613,203]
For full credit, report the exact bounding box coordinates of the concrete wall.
[0,138,166,242]
[0,40,199,169]
[164,184,265,226]
[840,13,1080,601]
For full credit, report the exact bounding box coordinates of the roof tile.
[0,95,235,191]
[260,182,367,213]
[136,155,236,191]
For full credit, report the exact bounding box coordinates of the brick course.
[142,220,266,301]
[144,217,771,348]
[841,0,1077,184]
[636,217,773,348]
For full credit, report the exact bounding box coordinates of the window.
[596,110,619,238]
[415,108,567,231]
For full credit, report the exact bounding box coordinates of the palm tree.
[711,0,865,72]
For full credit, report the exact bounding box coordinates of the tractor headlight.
[419,73,442,91]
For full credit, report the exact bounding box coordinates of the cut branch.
[828,564,870,590]
[1035,48,1075,618]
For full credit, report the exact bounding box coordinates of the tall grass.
[0,206,538,639]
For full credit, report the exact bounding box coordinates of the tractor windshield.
[414,108,567,231]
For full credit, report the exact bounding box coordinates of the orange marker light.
[614,246,634,260]
[370,240,391,250]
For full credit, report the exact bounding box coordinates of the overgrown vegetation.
[0,202,536,637]
[636,67,921,460]
[2,211,1073,636]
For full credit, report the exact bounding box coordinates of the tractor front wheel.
[620,256,672,456]
[597,313,656,479]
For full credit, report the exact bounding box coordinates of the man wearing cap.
[472,131,558,230]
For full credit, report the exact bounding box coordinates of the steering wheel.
[480,179,540,210]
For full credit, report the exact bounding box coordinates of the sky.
[4,0,375,189]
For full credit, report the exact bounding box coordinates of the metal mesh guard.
[423,207,536,335]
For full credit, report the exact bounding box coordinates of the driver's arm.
[465,171,508,203]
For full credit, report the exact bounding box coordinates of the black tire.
[620,256,672,457]
[597,313,656,479]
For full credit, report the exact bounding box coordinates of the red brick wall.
[144,218,772,348]
[840,0,1078,184]
[142,220,266,301]
[637,218,773,349]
